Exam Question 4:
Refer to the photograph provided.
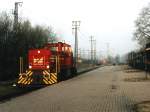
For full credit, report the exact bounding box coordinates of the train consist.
[17,42,77,86]
[128,43,150,71]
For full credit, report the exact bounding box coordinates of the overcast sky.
[0,0,150,57]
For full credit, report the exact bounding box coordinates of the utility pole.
[72,21,80,68]
[78,48,81,60]
[82,49,85,59]
[90,36,94,64]
[106,43,109,57]
[106,43,111,63]
[87,50,90,61]
[93,40,96,64]
[13,2,23,30]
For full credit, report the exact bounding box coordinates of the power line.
[78,30,88,41]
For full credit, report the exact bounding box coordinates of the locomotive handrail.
[45,42,71,48]
[19,57,23,74]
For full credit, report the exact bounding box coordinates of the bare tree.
[0,11,58,80]
[134,3,150,47]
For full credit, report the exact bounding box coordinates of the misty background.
[0,0,150,57]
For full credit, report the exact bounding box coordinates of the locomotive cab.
[29,49,50,70]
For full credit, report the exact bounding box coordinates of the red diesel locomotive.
[17,42,77,86]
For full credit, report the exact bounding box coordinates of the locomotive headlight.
[29,65,32,69]
[38,50,40,54]
[46,65,49,69]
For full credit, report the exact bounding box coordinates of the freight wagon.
[128,43,150,71]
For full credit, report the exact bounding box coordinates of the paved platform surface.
[0,66,150,112]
